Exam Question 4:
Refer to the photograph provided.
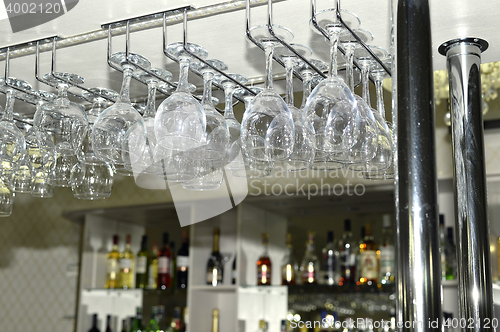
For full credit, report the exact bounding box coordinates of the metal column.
[395,0,442,330]
[439,38,494,330]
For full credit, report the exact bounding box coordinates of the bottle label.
[302,264,316,283]
[148,263,158,289]
[257,264,271,284]
[158,257,170,274]
[207,269,223,285]
[107,258,119,275]
[177,256,189,268]
[120,258,131,270]
[340,251,356,266]
[360,250,378,279]
[136,256,147,274]
[379,246,395,273]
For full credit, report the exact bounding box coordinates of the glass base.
[82,88,119,103]
[249,24,294,46]
[310,9,361,34]
[133,67,173,84]
[110,52,152,71]
[43,72,85,85]
[165,42,208,60]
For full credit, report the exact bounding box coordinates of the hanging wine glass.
[12,149,32,193]
[154,42,208,182]
[91,52,149,169]
[363,59,394,180]
[129,68,173,178]
[274,44,315,172]
[71,88,118,199]
[26,124,56,198]
[182,60,230,191]
[241,25,295,164]
[346,45,391,171]
[336,31,378,167]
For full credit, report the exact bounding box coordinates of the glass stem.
[118,67,133,103]
[224,85,235,120]
[264,43,275,90]
[375,77,385,118]
[361,65,370,105]
[300,71,313,109]
[177,58,191,93]
[328,31,340,78]
[201,71,214,106]
[284,59,294,106]
[144,81,158,119]
[345,44,355,92]
[3,91,15,121]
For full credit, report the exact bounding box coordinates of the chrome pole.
[396,0,442,330]
[438,38,494,330]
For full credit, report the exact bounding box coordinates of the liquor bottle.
[232,255,237,285]
[105,315,112,332]
[322,231,339,285]
[379,215,395,285]
[146,306,160,332]
[105,235,120,289]
[439,215,447,281]
[135,235,149,289]
[148,242,159,289]
[158,233,172,289]
[338,219,356,285]
[257,233,272,285]
[359,223,378,285]
[120,319,127,332]
[256,320,268,332]
[170,241,177,288]
[355,226,365,283]
[177,230,190,289]
[120,234,135,289]
[211,309,219,332]
[180,307,187,332]
[280,320,287,332]
[88,314,101,332]
[300,231,319,284]
[206,227,224,286]
[445,227,457,280]
[281,233,297,285]
[130,307,144,332]
[166,307,182,332]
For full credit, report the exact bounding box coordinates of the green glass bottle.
[146,306,160,332]
[136,235,149,289]
[130,307,144,332]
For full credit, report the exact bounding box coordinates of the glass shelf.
[288,283,396,295]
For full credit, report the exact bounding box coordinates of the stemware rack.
[0,0,392,120]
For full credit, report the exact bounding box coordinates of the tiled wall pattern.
[0,126,499,331]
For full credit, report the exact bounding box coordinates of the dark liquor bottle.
[257,233,272,285]
[170,241,177,289]
[232,255,237,285]
[120,319,127,332]
[281,233,297,285]
[206,227,224,286]
[359,223,378,285]
[158,233,172,289]
[88,314,101,332]
[322,231,339,285]
[339,219,356,285]
[105,315,112,332]
[135,235,149,289]
[177,230,190,289]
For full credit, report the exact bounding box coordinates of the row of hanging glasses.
[0,0,394,216]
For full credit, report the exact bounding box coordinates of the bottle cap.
[383,214,392,228]
[344,219,351,231]
[439,214,444,226]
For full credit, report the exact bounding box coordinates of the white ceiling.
[0,0,498,116]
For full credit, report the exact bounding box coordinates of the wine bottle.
[135,235,149,289]
[166,307,182,332]
[177,230,190,289]
[120,234,134,289]
[158,233,172,289]
[257,233,272,286]
[322,231,339,285]
[105,235,120,289]
[232,255,237,285]
[379,215,395,285]
[105,315,112,332]
[148,242,159,289]
[170,241,177,289]
[256,320,268,332]
[359,223,378,285]
[206,227,224,286]
[211,309,219,332]
[130,307,144,332]
[146,306,160,332]
[355,226,365,284]
[120,319,127,332]
[445,227,457,280]
[88,314,101,332]
[339,219,356,285]
[300,231,319,284]
[281,233,297,285]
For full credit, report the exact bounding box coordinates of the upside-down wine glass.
[241,25,295,164]
[154,42,208,182]
[274,45,315,172]
[363,59,394,180]
[304,14,360,160]
[71,88,118,199]
[92,52,149,169]
[339,31,378,168]
[34,73,89,187]
[182,60,230,191]
[347,46,391,172]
